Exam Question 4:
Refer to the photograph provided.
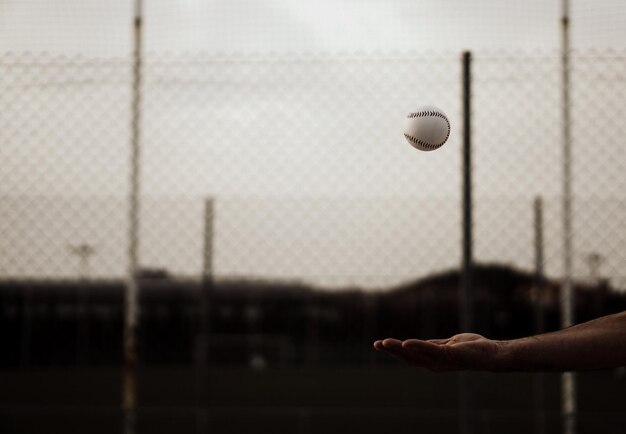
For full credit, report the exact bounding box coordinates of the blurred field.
[1,366,625,434]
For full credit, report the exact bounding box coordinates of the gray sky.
[2,1,626,55]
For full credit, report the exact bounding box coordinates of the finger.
[399,346,440,368]
[427,338,452,345]
[381,345,451,370]
[379,339,423,365]
[402,340,460,371]
[403,339,451,359]
[381,339,451,369]
[382,339,442,368]
[382,338,404,349]
[405,339,477,370]
[373,340,385,351]
[381,346,422,366]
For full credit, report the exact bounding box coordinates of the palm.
[373,333,502,372]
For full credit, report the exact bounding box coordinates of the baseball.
[403,105,450,151]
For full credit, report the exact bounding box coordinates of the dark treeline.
[1,264,625,368]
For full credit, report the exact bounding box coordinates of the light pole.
[68,243,96,280]
[68,243,96,365]
[124,1,143,433]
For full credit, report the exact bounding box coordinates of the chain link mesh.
[2,50,626,290]
[1,52,461,287]
[1,54,130,279]
[3,43,626,434]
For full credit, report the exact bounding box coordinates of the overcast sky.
[2,1,626,55]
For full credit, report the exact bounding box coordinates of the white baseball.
[403,105,450,151]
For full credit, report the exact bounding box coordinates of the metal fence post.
[196,197,214,433]
[561,2,577,434]
[123,2,143,434]
[533,197,546,434]
[459,49,476,434]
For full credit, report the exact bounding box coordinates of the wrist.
[492,339,517,372]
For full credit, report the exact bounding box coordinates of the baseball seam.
[404,133,440,150]
[405,110,451,149]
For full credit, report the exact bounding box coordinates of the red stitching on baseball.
[405,133,441,150]
[407,110,449,123]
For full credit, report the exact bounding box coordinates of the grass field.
[1,366,625,434]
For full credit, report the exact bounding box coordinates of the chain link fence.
[474,51,626,291]
[2,50,626,289]
[2,48,626,434]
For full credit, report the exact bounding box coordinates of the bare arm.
[498,310,626,371]
[373,311,626,372]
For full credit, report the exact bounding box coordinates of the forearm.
[497,311,626,371]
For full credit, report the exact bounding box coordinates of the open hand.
[373,333,504,372]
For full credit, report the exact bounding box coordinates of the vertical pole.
[461,51,474,333]
[533,197,546,434]
[124,1,143,434]
[533,197,545,335]
[20,287,33,366]
[459,50,475,434]
[365,292,379,366]
[69,244,95,365]
[560,2,576,434]
[196,198,214,433]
